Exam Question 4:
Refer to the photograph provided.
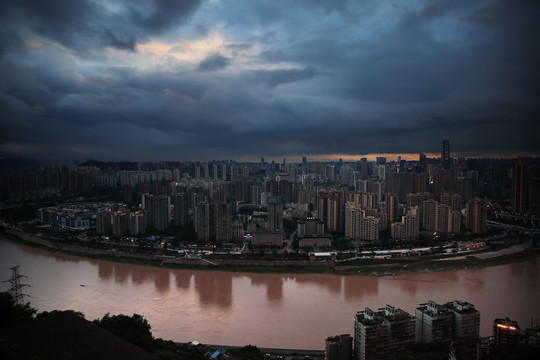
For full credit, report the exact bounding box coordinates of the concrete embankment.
[4,225,536,275]
[1,226,207,266]
[0,226,328,270]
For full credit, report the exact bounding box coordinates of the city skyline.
[1,0,539,162]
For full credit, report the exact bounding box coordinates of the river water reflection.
[1,238,539,349]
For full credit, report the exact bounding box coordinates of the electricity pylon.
[4,265,29,305]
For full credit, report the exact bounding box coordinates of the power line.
[3,265,30,305]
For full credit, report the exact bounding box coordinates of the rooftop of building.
[325,334,352,343]
[356,306,414,325]
[416,301,454,317]
[444,300,479,315]
[494,317,520,329]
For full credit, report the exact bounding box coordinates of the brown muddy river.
[1,238,539,349]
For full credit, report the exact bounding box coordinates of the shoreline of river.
[1,225,538,276]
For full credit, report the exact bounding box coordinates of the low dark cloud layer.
[198,54,230,71]
[0,0,539,161]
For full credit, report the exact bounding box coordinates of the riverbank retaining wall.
[1,226,206,264]
[0,226,330,269]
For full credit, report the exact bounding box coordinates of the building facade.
[354,305,415,360]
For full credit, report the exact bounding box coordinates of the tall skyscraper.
[511,157,540,215]
[466,198,487,233]
[195,202,231,241]
[214,202,231,241]
[512,157,527,213]
[152,195,171,231]
[112,211,129,236]
[418,153,426,172]
[212,163,219,179]
[173,193,189,227]
[129,211,146,235]
[326,191,344,232]
[267,196,284,231]
[385,193,399,224]
[442,140,450,169]
[195,202,211,241]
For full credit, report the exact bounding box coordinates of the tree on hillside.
[93,313,155,352]
[0,291,37,325]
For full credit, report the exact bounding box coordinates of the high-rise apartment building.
[195,202,231,242]
[325,334,352,360]
[173,193,189,227]
[512,157,528,214]
[448,209,461,234]
[419,153,426,172]
[415,300,454,343]
[386,173,413,203]
[212,163,219,179]
[112,211,129,236]
[345,202,380,242]
[406,192,432,225]
[348,191,378,209]
[446,300,480,340]
[318,191,344,232]
[359,216,379,242]
[129,211,146,235]
[493,318,520,346]
[412,172,429,193]
[466,198,487,233]
[345,202,361,240]
[152,195,171,231]
[354,305,415,360]
[267,196,284,231]
[512,157,540,216]
[442,140,450,169]
[214,202,231,241]
[391,214,418,239]
[96,211,112,235]
[422,199,461,234]
[250,185,261,205]
[385,193,399,224]
[441,192,463,211]
[422,199,438,231]
[195,202,211,241]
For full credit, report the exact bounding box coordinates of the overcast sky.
[1,0,539,162]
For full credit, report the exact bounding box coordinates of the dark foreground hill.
[0,310,159,360]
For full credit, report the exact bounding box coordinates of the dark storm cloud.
[248,67,317,87]
[0,0,202,54]
[197,54,230,72]
[127,0,202,33]
[0,0,539,161]
[103,30,137,52]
